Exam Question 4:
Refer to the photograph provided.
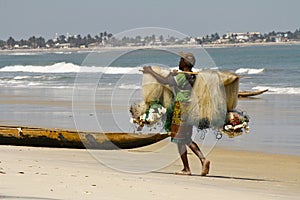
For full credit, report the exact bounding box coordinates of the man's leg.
[175,143,191,175]
[188,141,210,176]
[188,141,205,165]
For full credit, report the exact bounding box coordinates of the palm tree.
[107,33,113,39]
[0,40,6,48]
[28,36,37,48]
[46,39,55,48]
[36,37,46,48]
[58,35,66,43]
[7,36,15,48]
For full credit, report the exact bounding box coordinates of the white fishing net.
[188,70,227,129]
[130,66,174,132]
[142,66,173,109]
[132,66,241,132]
[218,71,240,111]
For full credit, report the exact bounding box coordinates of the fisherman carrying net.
[142,52,211,176]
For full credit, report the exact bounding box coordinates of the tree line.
[1,29,300,49]
[0,31,113,49]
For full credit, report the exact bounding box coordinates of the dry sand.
[0,144,299,200]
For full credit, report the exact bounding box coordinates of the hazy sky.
[1,0,299,40]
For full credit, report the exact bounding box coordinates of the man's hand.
[142,66,153,74]
[142,66,169,84]
[170,69,178,75]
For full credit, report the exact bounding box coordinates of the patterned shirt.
[168,73,195,102]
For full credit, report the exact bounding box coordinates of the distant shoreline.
[203,40,300,48]
[1,41,300,54]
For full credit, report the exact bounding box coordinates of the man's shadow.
[153,171,273,182]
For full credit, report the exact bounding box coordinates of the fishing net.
[223,110,250,137]
[188,70,227,129]
[130,66,173,131]
[142,66,173,109]
[218,71,240,111]
[130,66,248,137]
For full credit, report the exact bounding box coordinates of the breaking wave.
[0,62,141,74]
[253,86,300,95]
[235,68,265,74]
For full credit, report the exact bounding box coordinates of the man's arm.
[142,66,172,85]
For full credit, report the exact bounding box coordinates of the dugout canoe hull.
[238,89,268,97]
[0,125,170,149]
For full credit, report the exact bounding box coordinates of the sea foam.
[253,86,300,95]
[235,68,265,74]
[0,62,141,74]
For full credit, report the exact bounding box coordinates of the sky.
[0,0,300,40]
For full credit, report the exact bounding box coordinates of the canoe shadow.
[0,195,61,200]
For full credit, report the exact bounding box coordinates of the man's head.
[178,52,195,70]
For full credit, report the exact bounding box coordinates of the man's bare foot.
[175,170,191,176]
[200,160,210,176]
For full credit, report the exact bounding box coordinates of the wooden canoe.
[0,125,170,149]
[238,89,268,97]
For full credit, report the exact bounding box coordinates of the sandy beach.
[1,144,299,200]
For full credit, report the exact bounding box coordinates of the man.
[143,52,210,176]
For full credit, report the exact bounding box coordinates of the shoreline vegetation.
[1,40,300,54]
[1,29,300,53]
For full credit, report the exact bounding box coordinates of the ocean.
[0,45,299,156]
